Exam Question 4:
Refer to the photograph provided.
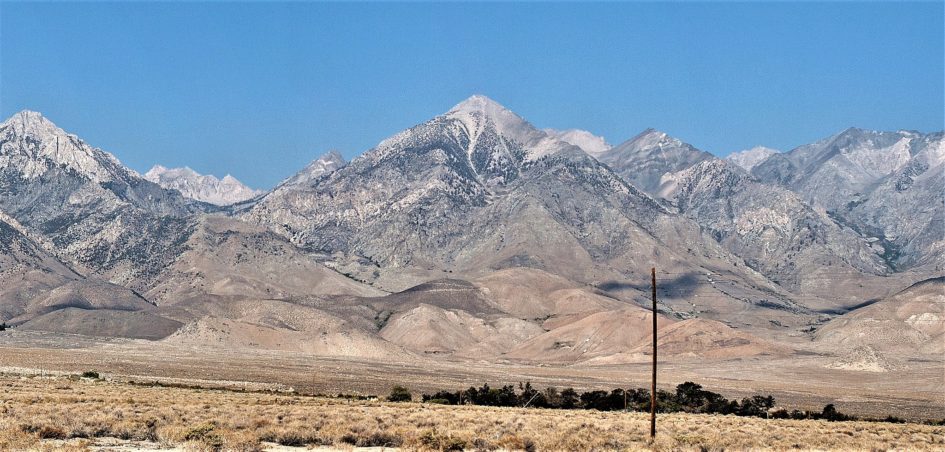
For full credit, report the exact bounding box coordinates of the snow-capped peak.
[446,94,530,141]
[144,165,261,206]
[544,128,612,157]
[448,94,511,116]
[444,94,575,162]
[628,128,684,150]
[726,146,779,171]
[4,110,57,134]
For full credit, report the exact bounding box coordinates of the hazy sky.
[2,2,942,188]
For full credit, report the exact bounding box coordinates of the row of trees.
[418,381,777,417]
[405,381,855,421]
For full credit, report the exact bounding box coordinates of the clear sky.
[2,2,942,189]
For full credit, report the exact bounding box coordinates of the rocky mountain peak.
[4,110,59,135]
[441,95,577,163]
[144,165,261,206]
[0,110,130,183]
[597,128,715,196]
[632,127,678,146]
[277,150,348,189]
[448,94,510,116]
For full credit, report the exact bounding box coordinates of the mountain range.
[0,97,942,369]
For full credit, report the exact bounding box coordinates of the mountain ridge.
[1,101,942,368]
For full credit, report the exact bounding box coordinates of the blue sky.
[2,2,942,189]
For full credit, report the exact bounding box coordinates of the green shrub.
[183,422,223,451]
[81,371,100,379]
[420,428,466,451]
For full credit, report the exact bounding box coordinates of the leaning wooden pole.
[650,267,657,438]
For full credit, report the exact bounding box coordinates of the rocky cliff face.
[664,158,889,299]
[752,128,944,271]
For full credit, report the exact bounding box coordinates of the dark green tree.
[387,385,412,402]
[559,388,579,409]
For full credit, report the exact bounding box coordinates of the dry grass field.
[1,373,943,452]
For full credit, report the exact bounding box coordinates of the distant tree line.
[406,381,870,422]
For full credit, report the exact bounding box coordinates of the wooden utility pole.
[650,267,657,438]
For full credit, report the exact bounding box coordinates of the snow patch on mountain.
[727,146,779,171]
[446,95,578,162]
[145,165,261,206]
[544,128,612,157]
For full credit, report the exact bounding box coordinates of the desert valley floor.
[1,330,942,422]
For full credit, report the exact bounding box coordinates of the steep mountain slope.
[752,129,945,270]
[144,215,383,305]
[145,165,261,206]
[596,128,715,197]
[0,210,167,337]
[665,159,889,301]
[726,146,778,171]
[0,213,82,322]
[244,96,800,328]
[752,128,917,209]
[0,111,206,290]
[587,128,901,304]
[0,111,374,311]
[839,133,944,270]
[277,150,346,188]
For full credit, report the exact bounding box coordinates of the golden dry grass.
[0,374,942,451]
